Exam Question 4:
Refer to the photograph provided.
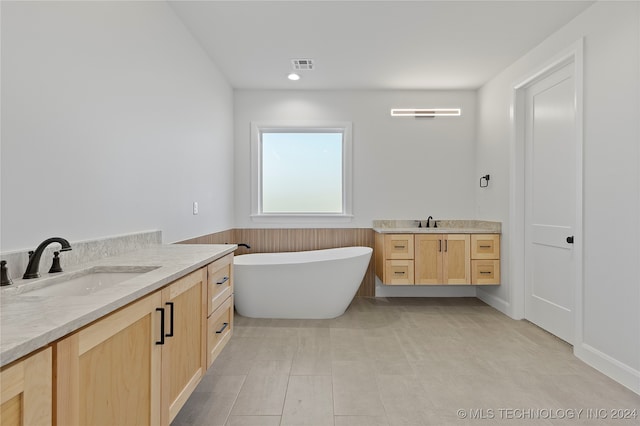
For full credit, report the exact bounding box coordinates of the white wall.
[476,1,640,393]
[0,1,234,251]
[234,90,477,228]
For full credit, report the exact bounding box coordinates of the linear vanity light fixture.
[390,108,462,117]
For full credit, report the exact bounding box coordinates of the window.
[251,121,353,222]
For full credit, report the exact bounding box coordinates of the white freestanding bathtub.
[233,246,372,319]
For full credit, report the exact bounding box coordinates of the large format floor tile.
[172,297,640,426]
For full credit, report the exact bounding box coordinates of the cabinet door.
[443,234,470,284]
[384,234,414,259]
[415,234,443,285]
[161,267,207,425]
[55,292,162,426]
[1,347,52,426]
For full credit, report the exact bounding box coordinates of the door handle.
[566,236,574,244]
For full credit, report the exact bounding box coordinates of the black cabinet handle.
[394,245,405,249]
[479,245,491,248]
[165,302,174,337]
[438,240,442,252]
[156,308,165,345]
[480,271,491,275]
[216,322,229,334]
[566,236,574,244]
[216,276,229,285]
[394,271,406,275]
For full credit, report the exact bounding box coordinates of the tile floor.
[172,297,640,426]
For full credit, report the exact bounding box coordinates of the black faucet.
[23,237,72,279]
[426,216,433,228]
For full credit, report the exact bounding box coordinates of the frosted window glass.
[261,132,343,213]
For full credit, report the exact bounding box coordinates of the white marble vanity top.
[0,244,236,367]
[372,219,501,234]
[373,227,499,234]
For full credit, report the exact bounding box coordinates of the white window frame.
[250,121,353,223]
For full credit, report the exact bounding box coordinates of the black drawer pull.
[165,302,174,337]
[394,271,406,275]
[479,245,491,248]
[393,245,406,249]
[216,276,229,285]
[216,322,229,334]
[156,308,165,345]
[480,271,492,275]
[438,240,442,252]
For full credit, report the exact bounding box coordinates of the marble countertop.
[0,244,236,367]
[372,219,501,234]
[372,227,499,234]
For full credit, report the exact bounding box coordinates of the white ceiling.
[169,0,594,90]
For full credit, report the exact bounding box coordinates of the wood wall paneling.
[177,229,375,297]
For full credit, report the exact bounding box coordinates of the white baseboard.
[574,343,640,395]
[476,288,512,318]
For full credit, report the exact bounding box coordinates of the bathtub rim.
[233,246,372,266]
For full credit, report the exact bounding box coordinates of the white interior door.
[524,62,577,344]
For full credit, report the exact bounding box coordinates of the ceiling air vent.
[291,59,314,71]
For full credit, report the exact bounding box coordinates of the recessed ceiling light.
[287,73,301,81]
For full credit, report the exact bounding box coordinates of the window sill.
[250,214,354,224]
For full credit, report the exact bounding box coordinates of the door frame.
[509,39,584,345]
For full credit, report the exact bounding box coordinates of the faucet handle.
[49,251,63,273]
[1,261,12,286]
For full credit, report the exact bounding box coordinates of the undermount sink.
[16,266,159,297]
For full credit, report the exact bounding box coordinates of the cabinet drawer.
[471,260,500,285]
[471,234,500,259]
[384,260,414,285]
[208,254,233,315]
[207,295,233,368]
[384,234,414,259]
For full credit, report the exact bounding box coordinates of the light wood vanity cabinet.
[415,234,470,285]
[51,254,233,426]
[1,347,52,426]
[161,268,208,425]
[206,254,234,368]
[55,291,163,426]
[375,234,415,284]
[471,234,500,285]
[376,232,499,285]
